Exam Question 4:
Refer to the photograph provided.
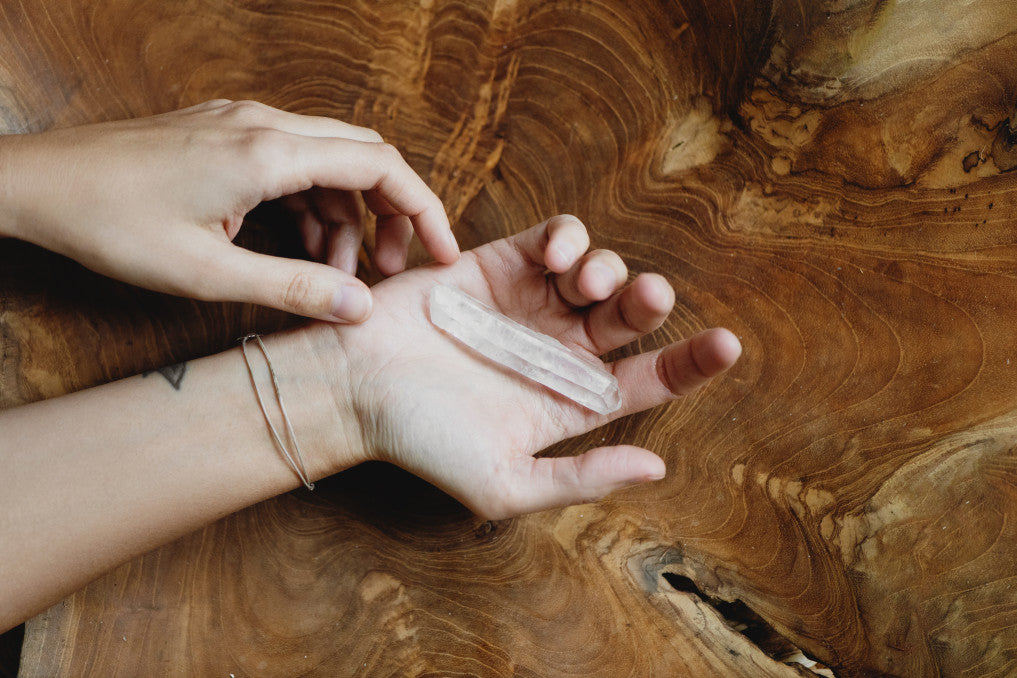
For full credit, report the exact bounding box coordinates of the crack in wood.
[662,573,836,677]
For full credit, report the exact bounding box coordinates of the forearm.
[0,132,65,245]
[0,326,359,631]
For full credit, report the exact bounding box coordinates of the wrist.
[258,324,368,481]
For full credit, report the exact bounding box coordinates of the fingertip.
[577,260,617,300]
[547,239,578,273]
[329,281,373,323]
[652,328,740,399]
[287,197,327,261]
[375,249,408,276]
[696,327,742,375]
[491,446,666,517]
[433,246,461,267]
[587,445,667,490]
[439,227,461,264]
[631,273,676,315]
[415,206,460,264]
[213,245,375,323]
[438,248,461,266]
[544,214,590,273]
[644,454,668,482]
[610,449,667,485]
[374,214,413,276]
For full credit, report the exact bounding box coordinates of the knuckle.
[222,99,271,123]
[282,271,321,315]
[368,143,405,192]
[376,141,401,158]
[238,128,291,180]
[373,142,406,171]
[357,126,384,143]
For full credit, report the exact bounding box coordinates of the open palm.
[330,216,741,518]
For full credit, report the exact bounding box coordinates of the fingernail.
[330,284,371,323]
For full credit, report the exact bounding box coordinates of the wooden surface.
[4,1,1017,675]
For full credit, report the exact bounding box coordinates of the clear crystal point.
[428,284,621,415]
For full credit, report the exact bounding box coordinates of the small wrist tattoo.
[143,362,187,390]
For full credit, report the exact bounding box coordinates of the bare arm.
[0,104,740,632]
[0,216,741,632]
[0,328,351,631]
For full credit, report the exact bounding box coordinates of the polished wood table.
[5,1,1017,675]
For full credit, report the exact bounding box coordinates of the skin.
[331,216,743,517]
[0,99,461,322]
[0,103,741,632]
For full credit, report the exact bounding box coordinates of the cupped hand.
[327,215,741,519]
[0,99,459,322]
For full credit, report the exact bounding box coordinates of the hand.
[326,215,741,519]
[0,99,459,322]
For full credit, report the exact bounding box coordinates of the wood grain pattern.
[4,1,1017,675]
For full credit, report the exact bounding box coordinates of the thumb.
[209,245,373,322]
[482,446,666,519]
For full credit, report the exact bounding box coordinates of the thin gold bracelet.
[240,334,315,491]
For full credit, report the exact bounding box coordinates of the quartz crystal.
[428,284,621,415]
